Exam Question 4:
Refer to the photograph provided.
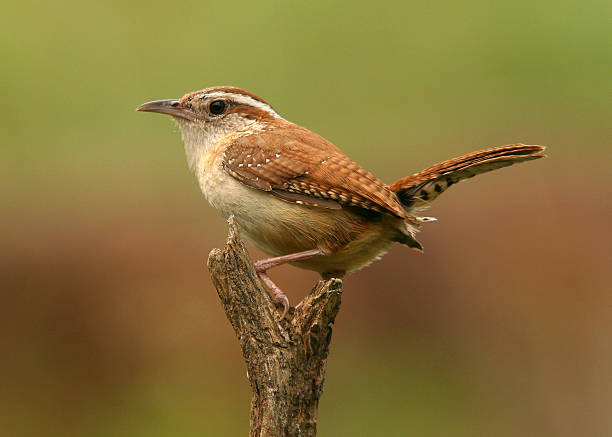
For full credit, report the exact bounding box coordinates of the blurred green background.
[2,1,611,436]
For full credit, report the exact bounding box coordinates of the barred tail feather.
[390,144,546,210]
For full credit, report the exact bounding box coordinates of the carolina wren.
[137,86,545,317]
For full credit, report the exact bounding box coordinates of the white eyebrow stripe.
[204,91,281,118]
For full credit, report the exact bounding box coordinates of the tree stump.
[207,217,343,436]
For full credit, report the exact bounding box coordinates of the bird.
[137,86,545,317]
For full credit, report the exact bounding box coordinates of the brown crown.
[179,86,272,108]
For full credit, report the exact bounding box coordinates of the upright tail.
[390,144,546,211]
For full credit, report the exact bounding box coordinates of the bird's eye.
[209,100,227,115]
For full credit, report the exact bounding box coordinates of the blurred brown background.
[1,1,610,436]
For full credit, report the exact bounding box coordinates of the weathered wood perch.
[207,217,343,437]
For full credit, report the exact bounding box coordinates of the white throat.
[176,114,258,172]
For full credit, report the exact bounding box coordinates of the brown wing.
[222,123,408,217]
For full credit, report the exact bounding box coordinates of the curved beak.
[136,99,195,121]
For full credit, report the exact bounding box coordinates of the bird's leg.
[253,249,324,318]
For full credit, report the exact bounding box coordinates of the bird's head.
[137,86,281,169]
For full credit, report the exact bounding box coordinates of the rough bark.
[207,217,342,437]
